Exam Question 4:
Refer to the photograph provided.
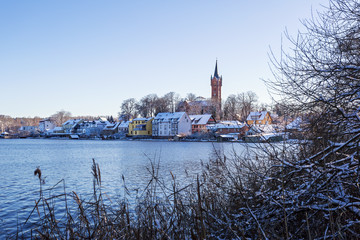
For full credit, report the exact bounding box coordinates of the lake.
[0,138,246,237]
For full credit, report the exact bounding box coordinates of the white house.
[39,118,56,132]
[152,112,192,138]
[118,121,130,134]
[19,126,39,133]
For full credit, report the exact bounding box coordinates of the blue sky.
[0,0,328,117]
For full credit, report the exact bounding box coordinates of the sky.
[0,0,329,118]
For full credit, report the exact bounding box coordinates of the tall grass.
[12,141,360,239]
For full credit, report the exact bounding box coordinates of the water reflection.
[0,139,246,236]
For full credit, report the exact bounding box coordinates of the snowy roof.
[188,100,210,107]
[248,124,276,134]
[119,121,130,128]
[99,117,108,122]
[154,112,186,122]
[103,122,120,130]
[209,122,247,130]
[286,117,302,130]
[47,126,63,133]
[194,96,206,101]
[39,118,54,122]
[132,117,153,121]
[79,120,109,125]
[189,114,214,125]
[219,120,243,126]
[246,111,269,121]
[62,119,83,127]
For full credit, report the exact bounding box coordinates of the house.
[19,126,39,138]
[189,114,216,134]
[50,126,64,134]
[19,126,39,133]
[39,118,56,132]
[101,122,121,137]
[76,119,109,137]
[246,111,272,125]
[128,118,153,137]
[244,125,283,142]
[209,121,249,137]
[118,121,130,135]
[152,112,192,138]
[62,119,84,133]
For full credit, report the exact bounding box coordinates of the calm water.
[0,138,245,236]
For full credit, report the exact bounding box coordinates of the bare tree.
[137,94,159,118]
[186,93,197,102]
[51,110,72,126]
[154,97,170,115]
[163,92,180,113]
[223,94,239,120]
[261,0,360,237]
[120,98,138,121]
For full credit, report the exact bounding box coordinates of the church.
[177,61,223,119]
[210,60,222,116]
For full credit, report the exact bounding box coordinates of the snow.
[286,117,302,130]
[189,114,213,125]
[153,112,187,122]
[246,111,269,121]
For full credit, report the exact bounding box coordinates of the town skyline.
[0,0,328,118]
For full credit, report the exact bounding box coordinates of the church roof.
[214,60,219,78]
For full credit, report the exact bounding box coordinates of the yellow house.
[246,111,272,125]
[128,117,153,136]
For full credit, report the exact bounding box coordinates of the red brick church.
[177,60,223,119]
[210,60,222,117]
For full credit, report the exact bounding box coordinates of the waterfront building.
[39,118,56,132]
[62,119,84,133]
[118,121,130,134]
[189,114,216,134]
[208,121,249,137]
[101,122,121,137]
[128,118,153,137]
[76,119,109,137]
[152,112,191,138]
[19,126,39,132]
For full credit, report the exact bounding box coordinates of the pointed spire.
[214,60,219,78]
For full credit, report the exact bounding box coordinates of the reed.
[12,141,360,239]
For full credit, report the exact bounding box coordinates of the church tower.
[210,60,222,104]
[210,60,222,119]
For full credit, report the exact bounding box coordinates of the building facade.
[128,118,153,137]
[189,114,216,134]
[152,112,192,138]
[246,111,273,125]
[39,118,56,132]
